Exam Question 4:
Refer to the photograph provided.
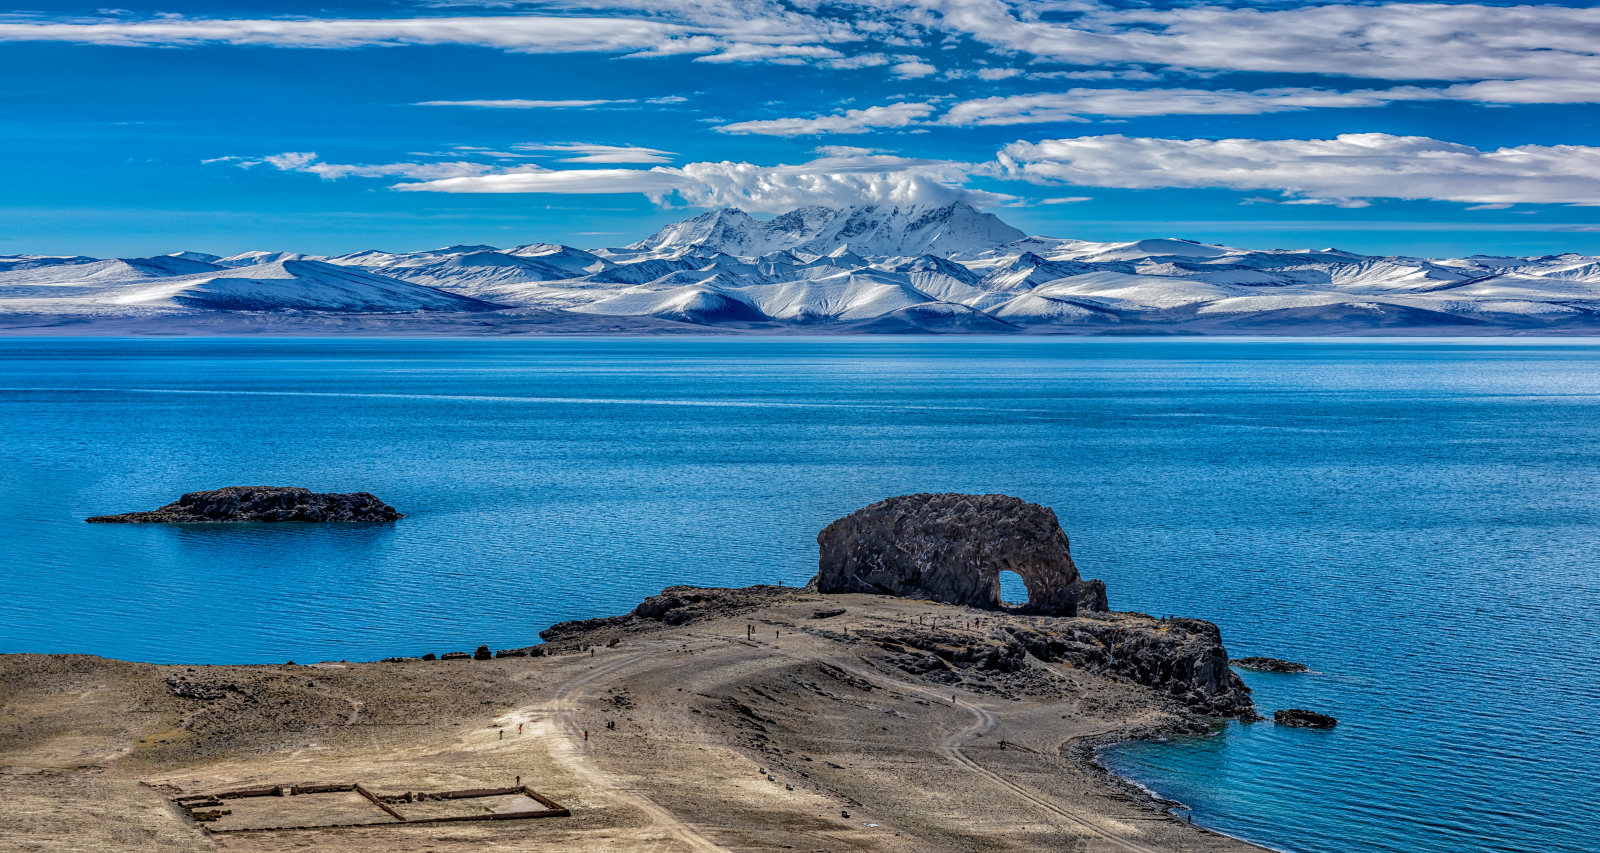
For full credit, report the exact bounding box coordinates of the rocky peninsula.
[86,485,402,523]
[5,493,1274,852]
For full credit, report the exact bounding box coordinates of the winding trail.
[835,660,1169,853]
[517,633,1178,853]
[539,649,725,853]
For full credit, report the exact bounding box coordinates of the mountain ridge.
[7,203,1600,335]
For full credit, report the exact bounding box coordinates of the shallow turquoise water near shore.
[2,337,1597,853]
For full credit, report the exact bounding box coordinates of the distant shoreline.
[7,312,1600,338]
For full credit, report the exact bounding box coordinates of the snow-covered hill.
[0,258,499,314]
[7,203,1600,334]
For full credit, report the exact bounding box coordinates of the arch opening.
[998,570,1032,609]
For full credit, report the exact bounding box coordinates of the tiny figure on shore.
[499,730,503,740]
[590,647,595,657]
[583,730,589,741]
[518,723,523,734]
[516,776,521,786]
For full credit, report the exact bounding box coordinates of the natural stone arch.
[812,493,1108,616]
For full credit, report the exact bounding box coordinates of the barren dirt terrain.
[0,587,1265,852]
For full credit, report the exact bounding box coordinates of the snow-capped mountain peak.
[629,202,1026,259]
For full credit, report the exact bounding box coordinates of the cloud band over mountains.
[230,133,1600,211]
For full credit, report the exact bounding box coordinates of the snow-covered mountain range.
[8,201,1600,334]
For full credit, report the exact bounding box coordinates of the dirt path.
[836,660,1171,853]
[540,649,724,853]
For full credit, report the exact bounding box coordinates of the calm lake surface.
[2,337,1597,853]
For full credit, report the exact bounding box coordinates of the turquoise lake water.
[2,337,1596,853]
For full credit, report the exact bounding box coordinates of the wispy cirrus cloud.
[211,152,503,180]
[10,3,1600,95]
[417,95,689,109]
[998,134,1600,207]
[512,143,676,164]
[729,78,1600,137]
[417,98,626,108]
[717,103,934,136]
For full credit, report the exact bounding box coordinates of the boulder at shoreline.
[1233,656,1310,673]
[86,486,402,523]
[1274,708,1338,728]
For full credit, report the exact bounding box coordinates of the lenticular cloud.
[395,153,1011,212]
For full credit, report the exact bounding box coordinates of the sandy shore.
[0,587,1268,852]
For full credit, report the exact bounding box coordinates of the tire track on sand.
[540,650,726,853]
[832,662,1167,853]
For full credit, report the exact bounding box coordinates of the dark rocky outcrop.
[541,585,793,642]
[165,675,241,701]
[813,494,1107,616]
[1274,708,1338,728]
[1233,656,1309,673]
[86,486,402,523]
[864,615,1255,718]
[473,644,493,661]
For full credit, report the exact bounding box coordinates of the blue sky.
[6,0,1600,257]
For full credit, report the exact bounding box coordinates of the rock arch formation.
[812,493,1108,615]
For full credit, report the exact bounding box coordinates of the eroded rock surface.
[813,493,1106,616]
[1232,656,1309,673]
[86,486,402,523]
[1274,708,1338,728]
[540,585,1256,719]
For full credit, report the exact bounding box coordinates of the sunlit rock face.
[813,493,1108,616]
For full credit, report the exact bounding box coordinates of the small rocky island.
[85,485,402,523]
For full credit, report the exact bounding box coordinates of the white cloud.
[891,60,937,78]
[416,98,631,108]
[393,151,1010,212]
[975,67,1020,81]
[693,42,844,64]
[13,3,1600,103]
[852,1,1600,86]
[230,145,1009,212]
[943,82,1600,126]
[943,87,1418,125]
[716,102,934,136]
[1041,196,1091,204]
[0,15,690,52]
[513,143,675,164]
[999,133,1600,206]
[232,152,507,180]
